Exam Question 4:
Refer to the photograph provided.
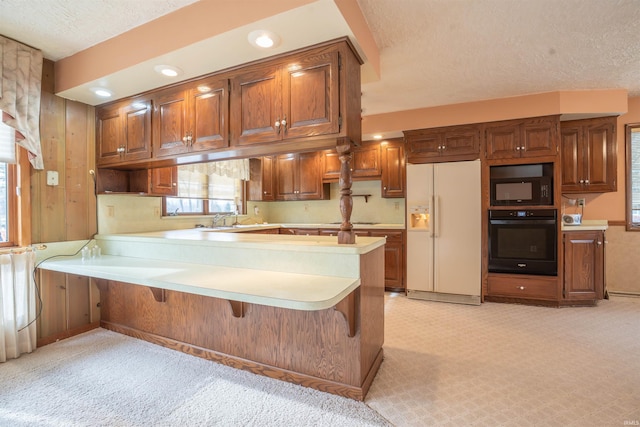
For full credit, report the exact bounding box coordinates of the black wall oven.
[488,209,557,276]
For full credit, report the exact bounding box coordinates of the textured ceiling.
[0,0,199,61]
[357,0,640,115]
[1,0,640,120]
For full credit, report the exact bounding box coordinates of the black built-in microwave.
[490,176,552,206]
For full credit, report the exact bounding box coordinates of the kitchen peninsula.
[39,229,385,400]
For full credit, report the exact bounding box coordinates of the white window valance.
[0,35,44,170]
[178,159,250,181]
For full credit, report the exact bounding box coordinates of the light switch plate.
[46,170,59,186]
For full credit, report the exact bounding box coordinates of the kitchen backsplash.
[255,180,405,224]
[97,180,405,234]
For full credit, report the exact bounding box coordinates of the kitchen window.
[0,116,17,247]
[626,123,640,230]
[165,162,247,216]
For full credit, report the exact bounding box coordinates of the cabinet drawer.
[370,230,403,243]
[487,275,558,300]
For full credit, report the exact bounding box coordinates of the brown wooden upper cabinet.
[560,116,617,193]
[247,157,275,201]
[129,167,178,196]
[322,141,381,181]
[275,152,328,201]
[96,96,152,166]
[230,47,340,146]
[404,124,480,163]
[153,76,229,158]
[380,139,405,198]
[485,116,559,160]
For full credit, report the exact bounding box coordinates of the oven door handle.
[489,219,557,225]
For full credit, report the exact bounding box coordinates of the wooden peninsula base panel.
[94,248,384,400]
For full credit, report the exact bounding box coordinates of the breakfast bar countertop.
[39,254,361,311]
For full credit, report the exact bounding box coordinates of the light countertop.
[39,254,361,311]
[561,219,608,231]
[38,227,384,312]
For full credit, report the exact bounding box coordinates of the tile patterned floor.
[365,294,640,426]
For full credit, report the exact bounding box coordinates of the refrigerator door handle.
[430,195,437,238]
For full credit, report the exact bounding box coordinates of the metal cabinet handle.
[518,286,525,290]
[281,115,287,131]
[597,241,602,245]
[275,119,281,134]
[585,179,590,184]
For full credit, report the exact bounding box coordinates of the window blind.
[0,111,16,164]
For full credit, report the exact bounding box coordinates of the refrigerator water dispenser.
[409,205,430,230]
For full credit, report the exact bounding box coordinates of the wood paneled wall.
[31,59,96,243]
[33,60,99,345]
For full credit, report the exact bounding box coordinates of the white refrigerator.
[406,160,481,305]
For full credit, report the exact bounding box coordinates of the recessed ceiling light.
[91,87,113,98]
[248,30,280,49]
[373,134,383,140]
[154,65,183,77]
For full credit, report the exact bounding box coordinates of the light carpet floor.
[1,294,639,426]
[367,293,640,426]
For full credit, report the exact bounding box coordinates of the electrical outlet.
[46,170,59,186]
[577,198,586,207]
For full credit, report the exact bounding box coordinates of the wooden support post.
[334,291,357,337]
[228,300,245,318]
[337,138,355,244]
[148,287,166,303]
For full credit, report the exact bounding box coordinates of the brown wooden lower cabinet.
[563,230,605,301]
[37,271,101,346]
[370,231,405,292]
[486,274,559,303]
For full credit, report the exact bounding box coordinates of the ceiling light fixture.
[248,30,280,49]
[91,87,113,98]
[154,65,183,77]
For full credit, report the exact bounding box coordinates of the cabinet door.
[275,154,298,200]
[485,122,521,160]
[370,231,405,290]
[561,117,617,193]
[560,125,582,191]
[440,126,480,160]
[381,139,405,198]
[297,152,325,200]
[584,119,616,192]
[352,143,381,178]
[247,157,275,201]
[282,49,340,139]
[405,129,442,163]
[154,87,189,157]
[230,64,282,146]
[189,77,229,152]
[149,167,178,196]
[563,231,603,301]
[96,104,123,165]
[97,98,152,166]
[322,149,341,181]
[521,118,557,158]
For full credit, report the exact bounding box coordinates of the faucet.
[211,214,224,227]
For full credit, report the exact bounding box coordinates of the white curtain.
[0,250,37,362]
[180,159,250,180]
[0,35,44,170]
